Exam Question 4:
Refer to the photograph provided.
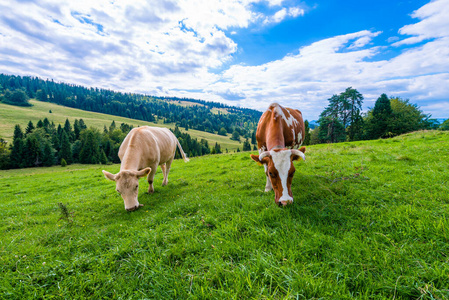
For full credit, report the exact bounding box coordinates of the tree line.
[0,74,261,141]
[308,87,447,145]
[0,118,226,170]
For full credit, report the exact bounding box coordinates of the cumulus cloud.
[394,0,449,46]
[263,6,305,24]
[0,0,448,120]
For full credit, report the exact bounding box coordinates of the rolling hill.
[0,100,244,151]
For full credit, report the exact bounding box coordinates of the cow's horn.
[291,149,306,161]
[259,151,270,160]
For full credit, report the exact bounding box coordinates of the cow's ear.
[250,154,263,166]
[103,170,117,181]
[136,167,152,178]
[299,146,306,153]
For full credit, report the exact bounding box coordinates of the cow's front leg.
[264,165,273,192]
[147,164,158,194]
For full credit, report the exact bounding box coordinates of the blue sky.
[0,0,448,120]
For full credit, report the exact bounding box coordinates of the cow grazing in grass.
[250,103,306,206]
[102,126,189,211]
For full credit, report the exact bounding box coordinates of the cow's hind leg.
[147,163,158,194]
[264,164,273,192]
[161,158,173,186]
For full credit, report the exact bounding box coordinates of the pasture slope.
[1,130,448,299]
[0,100,241,151]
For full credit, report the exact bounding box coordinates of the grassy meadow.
[0,100,242,151]
[1,130,448,299]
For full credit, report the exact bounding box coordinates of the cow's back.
[256,103,305,151]
[119,126,177,170]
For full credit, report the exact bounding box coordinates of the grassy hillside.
[0,100,242,151]
[1,130,448,299]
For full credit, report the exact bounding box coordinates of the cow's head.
[102,168,151,211]
[251,147,305,206]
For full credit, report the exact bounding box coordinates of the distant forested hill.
[0,74,261,139]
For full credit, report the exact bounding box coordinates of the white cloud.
[394,0,449,46]
[263,6,305,24]
[0,0,448,120]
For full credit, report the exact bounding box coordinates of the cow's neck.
[266,123,285,151]
[120,145,142,171]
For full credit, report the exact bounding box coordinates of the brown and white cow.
[250,103,306,206]
[102,126,189,211]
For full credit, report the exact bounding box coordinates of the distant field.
[1,130,448,298]
[0,100,242,150]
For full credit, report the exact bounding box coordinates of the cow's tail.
[176,138,190,162]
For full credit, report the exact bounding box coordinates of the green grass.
[1,130,449,299]
[0,100,242,151]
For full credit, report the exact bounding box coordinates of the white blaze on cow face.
[270,150,294,203]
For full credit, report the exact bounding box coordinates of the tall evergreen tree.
[63,119,74,142]
[9,131,24,169]
[13,124,24,140]
[42,141,55,167]
[242,138,251,151]
[25,121,35,135]
[79,119,87,130]
[343,87,364,141]
[59,131,72,164]
[303,120,311,146]
[251,130,257,145]
[23,136,42,167]
[73,119,81,140]
[365,93,393,139]
[109,120,117,132]
[79,129,101,164]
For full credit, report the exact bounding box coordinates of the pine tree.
[109,120,116,132]
[214,142,222,154]
[25,121,35,135]
[42,141,55,166]
[303,120,311,145]
[9,133,24,169]
[63,119,74,142]
[79,119,87,130]
[79,129,100,164]
[73,119,81,139]
[251,130,257,145]
[13,124,24,140]
[365,94,393,139]
[59,131,72,164]
[23,136,42,167]
[243,138,251,151]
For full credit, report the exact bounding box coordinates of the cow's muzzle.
[126,203,144,212]
[279,200,293,207]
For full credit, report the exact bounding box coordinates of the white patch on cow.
[297,132,303,145]
[270,150,293,202]
[276,108,298,128]
[259,146,266,154]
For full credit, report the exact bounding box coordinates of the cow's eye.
[269,172,276,178]
[135,185,138,190]
[116,189,121,194]
[289,171,295,177]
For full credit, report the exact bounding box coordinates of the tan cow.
[102,126,189,211]
[251,103,306,206]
